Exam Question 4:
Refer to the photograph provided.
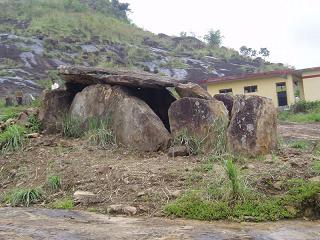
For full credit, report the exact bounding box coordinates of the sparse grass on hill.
[2,187,43,207]
[48,197,74,210]
[0,124,25,153]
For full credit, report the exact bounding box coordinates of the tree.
[179,31,187,37]
[111,0,130,20]
[240,46,251,57]
[259,48,270,58]
[204,29,223,47]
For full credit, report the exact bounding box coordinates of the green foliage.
[204,29,223,47]
[3,187,43,207]
[311,160,320,175]
[165,179,320,221]
[62,115,83,138]
[0,125,25,153]
[49,197,74,209]
[289,140,310,149]
[224,159,240,197]
[278,100,320,123]
[46,175,61,191]
[160,58,188,69]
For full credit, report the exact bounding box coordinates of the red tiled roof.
[201,69,295,84]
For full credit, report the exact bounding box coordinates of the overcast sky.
[123,0,320,69]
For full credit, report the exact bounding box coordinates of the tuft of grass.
[311,160,320,175]
[86,117,116,147]
[46,175,61,191]
[172,129,203,155]
[62,115,83,138]
[48,197,74,209]
[289,140,310,149]
[27,114,42,133]
[224,159,240,197]
[3,187,43,207]
[0,125,25,153]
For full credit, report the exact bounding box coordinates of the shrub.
[0,125,25,153]
[3,187,43,207]
[62,115,83,138]
[46,175,61,191]
[224,159,240,197]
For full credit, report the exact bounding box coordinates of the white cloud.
[123,0,320,69]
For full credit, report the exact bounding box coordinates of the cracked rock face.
[227,95,277,157]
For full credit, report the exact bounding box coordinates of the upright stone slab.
[168,97,229,149]
[38,90,73,133]
[227,95,277,157]
[213,94,234,119]
[176,82,212,100]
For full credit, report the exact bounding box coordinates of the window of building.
[276,82,286,92]
[244,85,258,93]
[219,88,233,94]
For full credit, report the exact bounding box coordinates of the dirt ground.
[0,122,319,216]
[278,122,320,141]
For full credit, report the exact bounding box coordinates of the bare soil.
[0,123,319,216]
[278,122,320,141]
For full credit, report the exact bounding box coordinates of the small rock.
[5,118,15,127]
[137,191,146,197]
[26,133,40,138]
[73,191,98,205]
[272,181,283,190]
[107,204,124,214]
[167,146,189,157]
[309,176,320,182]
[169,190,182,199]
[122,206,137,215]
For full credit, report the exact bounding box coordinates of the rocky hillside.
[0,0,286,97]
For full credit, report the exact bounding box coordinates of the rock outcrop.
[168,97,229,149]
[227,95,277,156]
[213,94,234,119]
[38,90,73,133]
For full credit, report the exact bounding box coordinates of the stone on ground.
[176,82,212,100]
[213,94,234,119]
[38,90,73,133]
[73,190,98,205]
[168,97,229,149]
[227,95,277,157]
[167,146,189,157]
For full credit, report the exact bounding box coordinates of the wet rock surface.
[0,208,319,240]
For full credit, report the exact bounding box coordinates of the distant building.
[202,67,320,107]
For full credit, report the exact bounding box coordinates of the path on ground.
[278,122,320,141]
[0,208,319,240]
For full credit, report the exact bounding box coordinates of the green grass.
[289,140,310,149]
[62,115,83,138]
[3,187,43,207]
[312,160,320,175]
[171,129,203,155]
[48,197,74,209]
[27,114,42,133]
[46,175,61,191]
[164,179,320,221]
[224,159,240,197]
[0,124,25,153]
[278,100,320,123]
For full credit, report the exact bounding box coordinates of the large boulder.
[69,84,112,124]
[227,95,277,157]
[213,94,234,119]
[176,83,212,100]
[168,97,229,149]
[38,90,73,133]
[70,84,171,151]
[108,86,171,151]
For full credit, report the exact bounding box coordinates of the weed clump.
[86,117,116,147]
[62,116,83,138]
[3,187,43,207]
[49,197,74,209]
[46,175,61,191]
[0,125,25,153]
